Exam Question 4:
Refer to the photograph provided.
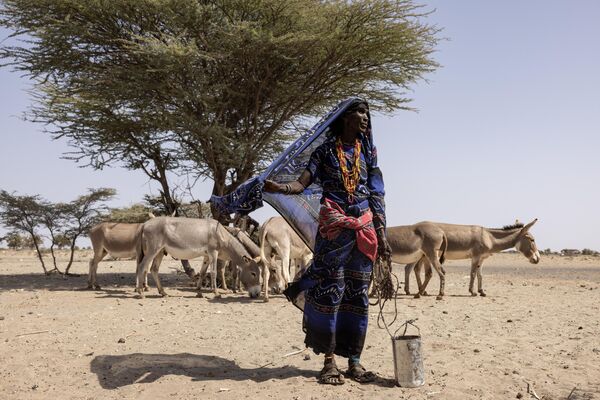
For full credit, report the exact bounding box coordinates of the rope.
[370,256,421,339]
[370,256,401,337]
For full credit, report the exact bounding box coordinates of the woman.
[264,99,391,385]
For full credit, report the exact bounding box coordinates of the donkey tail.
[136,224,145,265]
[439,234,448,265]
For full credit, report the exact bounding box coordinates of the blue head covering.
[210,97,372,250]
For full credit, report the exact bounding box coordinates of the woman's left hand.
[377,230,392,261]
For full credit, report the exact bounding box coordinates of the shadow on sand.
[90,353,315,389]
[90,352,398,389]
[0,272,185,292]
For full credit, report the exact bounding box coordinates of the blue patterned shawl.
[210,97,371,250]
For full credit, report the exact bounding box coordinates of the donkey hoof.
[196,292,204,298]
[436,295,444,300]
[413,293,421,299]
[264,297,270,303]
[422,291,428,296]
[470,292,477,297]
[94,284,102,290]
[160,292,169,297]
[479,291,487,297]
[404,290,410,295]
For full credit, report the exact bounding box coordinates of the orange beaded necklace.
[335,137,362,200]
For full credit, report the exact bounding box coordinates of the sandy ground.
[1,249,599,400]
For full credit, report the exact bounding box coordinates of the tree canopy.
[1,0,439,214]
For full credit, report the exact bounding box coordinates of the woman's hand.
[263,179,282,193]
[377,229,392,261]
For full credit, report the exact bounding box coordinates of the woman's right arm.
[264,145,322,195]
[264,170,311,195]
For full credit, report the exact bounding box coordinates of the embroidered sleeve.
[366,145,386,230]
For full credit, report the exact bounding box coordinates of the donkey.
[258,217,313,302]
[404,219,540,297]
[224,226,281,293]
[88,222,144,290]
[136,217,261,299]
[386,222,448,300]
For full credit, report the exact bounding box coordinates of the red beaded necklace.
[335,137,362,199]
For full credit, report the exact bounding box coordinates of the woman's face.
[343,104,369,135]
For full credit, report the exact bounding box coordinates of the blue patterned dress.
[290,132,386,358]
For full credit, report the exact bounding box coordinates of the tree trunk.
[47,243,63,274]
[29,234,48,274]
[64,237,78,274]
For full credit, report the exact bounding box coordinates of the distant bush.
[581,248,600,256]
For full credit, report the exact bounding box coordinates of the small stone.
[442,311,448,314]
[578,326,583,330]
[512,370,519,375]
[31,384,38,390]
[0,316,4,320]
[563,365,569,369]
[507,319,513,323]
[303,353,311,361]
[474,349,480,353]
[516,393,523,399]
[117,338,126,344]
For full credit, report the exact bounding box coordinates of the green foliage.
[53,233,72,249]
[1,0,440,204]
[3,231,24,249]
[107,203,155,224]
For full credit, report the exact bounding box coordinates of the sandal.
[346,362,377,383]
[319,360,345,385]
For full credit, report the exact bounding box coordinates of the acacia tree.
[0,188,115,274]
[0,190,51,273]
[0,0,439,218]
[62,188,116,274]
[38,201,69,273]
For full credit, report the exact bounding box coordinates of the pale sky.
[1,1,599,251]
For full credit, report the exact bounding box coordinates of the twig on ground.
[257,348,308,368]
[282,349,306,358]
[16,330,50,337]
[526,382,541,400]
[566,386,577,400]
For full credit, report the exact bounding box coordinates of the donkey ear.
[148,212,156,218]
[242,255,251,263]
[521,218,538,233]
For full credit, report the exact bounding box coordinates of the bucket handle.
[394,319,420,338]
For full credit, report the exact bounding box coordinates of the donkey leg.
[416,259,434,298]
[209,252,220,297]
[196,257,210,298]
[136,251,159,299]
[262,259,271,302]
[469,258,480,296]
[88,248,107,290]
[404,263,414,295]
[476,265,486,297]
[150,252,167,297]
[425,251,445,300]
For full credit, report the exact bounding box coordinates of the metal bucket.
[391,322,424,387]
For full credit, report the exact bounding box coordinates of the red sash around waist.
[318,198,378,262]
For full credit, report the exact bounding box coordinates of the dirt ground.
[0,249,599,400]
